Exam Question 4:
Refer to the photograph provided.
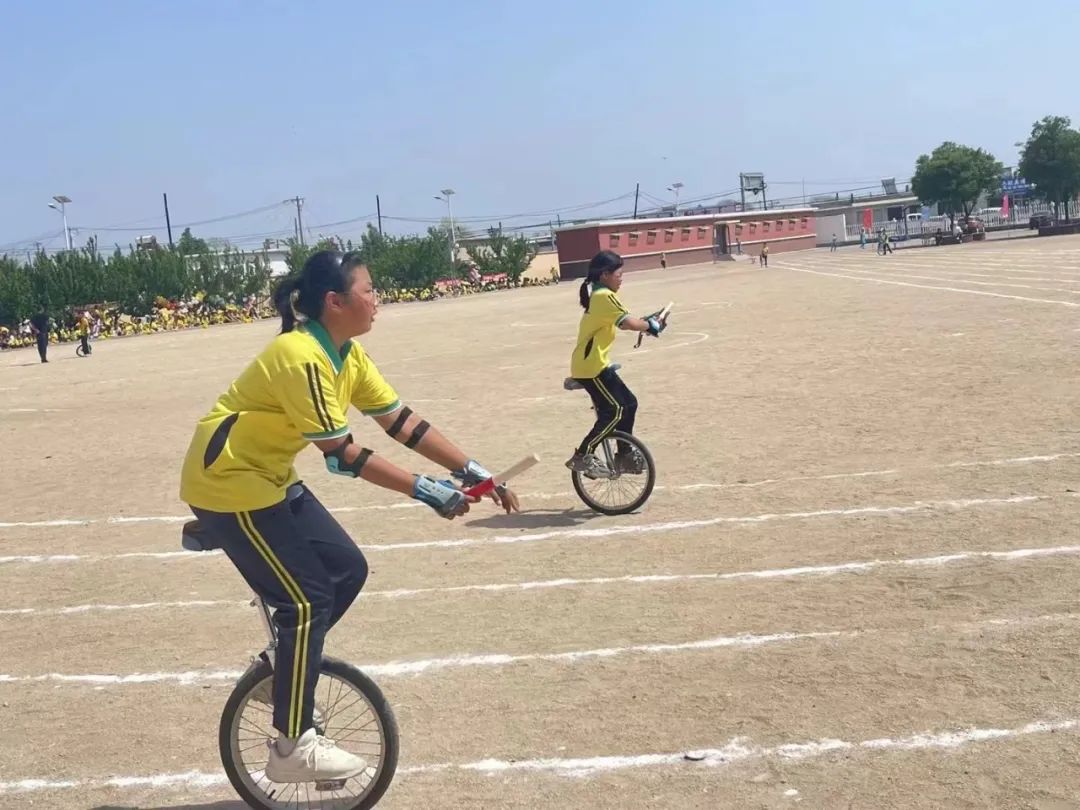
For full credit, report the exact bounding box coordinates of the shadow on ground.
[465,507,596,530]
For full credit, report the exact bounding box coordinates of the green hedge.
[0,238,269,325]
[1,225,537,326]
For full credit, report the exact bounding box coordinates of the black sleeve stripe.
[386,406,413,439]
[304,363,332,432]
[311,364,336,431]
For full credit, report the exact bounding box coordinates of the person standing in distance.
[77,311,92,356]
[29,307,50,363]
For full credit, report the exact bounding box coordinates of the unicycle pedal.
[315,779,348,792]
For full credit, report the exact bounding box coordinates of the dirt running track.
[2,235,1080,809]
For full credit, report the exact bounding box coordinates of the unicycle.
[75,339,90,357]
[563,365,657,515]
[180,521,399,810]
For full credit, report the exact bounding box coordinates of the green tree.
[356,224,389,267]
[1018,115,1080,222]
[467,229,538,283]
[176,227,210,256]
[282,237,339,275]
[912,142,1003,227]
[366,229,453,290]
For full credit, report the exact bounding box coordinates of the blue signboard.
[1001,177,1033,197]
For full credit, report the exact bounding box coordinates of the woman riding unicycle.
[179,250,519,807]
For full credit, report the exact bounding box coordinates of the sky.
[2,0,1077,252]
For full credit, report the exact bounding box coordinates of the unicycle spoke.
[572,431,656,516]
[222,657,398,810]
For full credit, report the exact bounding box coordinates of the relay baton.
[635,300,674,348]
[465,454,541,498]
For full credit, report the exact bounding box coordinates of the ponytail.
[272,250,365,334]
[272,276,302,333]
[579,250,624,311]
[578,277,594,310]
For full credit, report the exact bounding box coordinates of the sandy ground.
[2,236,1080,809]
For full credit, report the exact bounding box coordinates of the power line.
[79,201,289,232]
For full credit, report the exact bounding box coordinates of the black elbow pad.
[323,435,373,478]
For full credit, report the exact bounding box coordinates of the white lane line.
[783,263,1080,307]
[1,612,1073,687]
[6,542,1080,617]
[404,717,1080,777]
[632,331,710,354]
[0,717,1076,794]
[0,599,243,617]
[834,269,1080,297]
[3,449,1078,530]
[916,269,1080,284]
[0,495,1048,565]
[0,630,840,686]
[361,543,1080,599]
[368,496,1042,552]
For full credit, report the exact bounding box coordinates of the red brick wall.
[556,212,816,277]
[598,221,716,257]
[732,213,816,255]
[554,227,601,265]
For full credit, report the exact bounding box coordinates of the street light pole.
[49,195,73,250]
[667,182,684,213]
[435,188,457,263]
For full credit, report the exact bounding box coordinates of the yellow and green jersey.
[570,285,629,379]
[180,321,400,512]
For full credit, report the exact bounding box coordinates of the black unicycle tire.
[571,430,656,515]
[75,344,87,357]
[219,655,400,810]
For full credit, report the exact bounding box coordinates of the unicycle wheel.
[219,655,399,810]
[571,430,656,515]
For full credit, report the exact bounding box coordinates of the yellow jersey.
[77,317,89,336]
[570,285,629,379]
[180,321,400,512]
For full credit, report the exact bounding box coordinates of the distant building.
[810,190,935,244]
[554,208,817,279]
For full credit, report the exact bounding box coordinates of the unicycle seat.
[564,363,620,391]
[181,519,223,552]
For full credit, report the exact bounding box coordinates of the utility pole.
[434,189,457,263]
[633,182,640,219]
[376,194,383,235]
[163,193,174,249]
[284,196,305,245]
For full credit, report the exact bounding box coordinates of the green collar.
[592,282,612,292]
[303,321,352,374]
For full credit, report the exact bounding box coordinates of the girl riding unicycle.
[564,250,668,514]
[179,250,520,809]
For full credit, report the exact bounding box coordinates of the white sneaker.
[266,728,367,783]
